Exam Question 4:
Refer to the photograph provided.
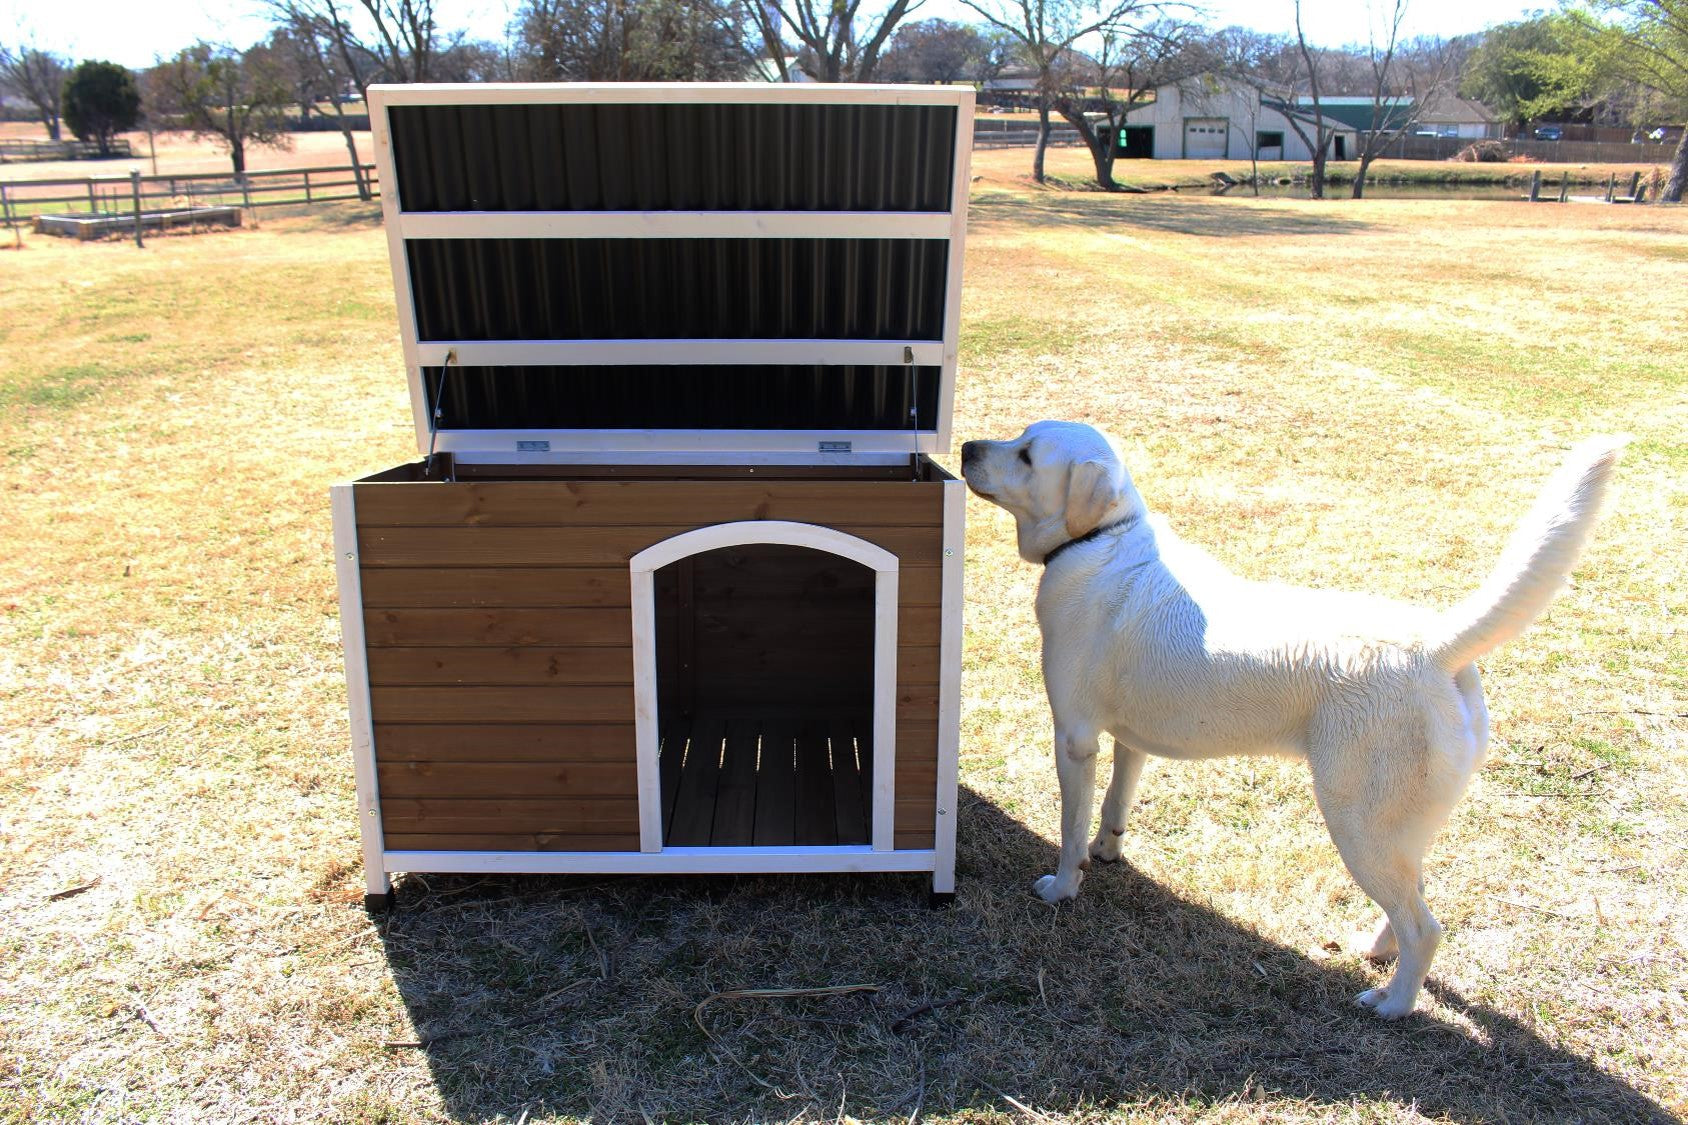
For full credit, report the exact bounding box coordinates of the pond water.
[1215,181,1539,202]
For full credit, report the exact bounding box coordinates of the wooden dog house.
[333,84,973,909]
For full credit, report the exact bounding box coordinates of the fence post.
[1,182,16,248]
[304,170,312,204]
[1627,171,1641,199]
[131,170,143,248]
[1528,170,1542,202]
[1558,172,1569,203]
[1605,173,1616,203]
[87,178,97,214]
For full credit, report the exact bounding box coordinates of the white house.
[1119,79,1358,162]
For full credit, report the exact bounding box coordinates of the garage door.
[1184,118,1228,158]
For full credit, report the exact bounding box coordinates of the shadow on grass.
[375,789,1668,1122]
[969,191,1375,239]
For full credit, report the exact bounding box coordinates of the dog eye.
[1018,448,1032,465]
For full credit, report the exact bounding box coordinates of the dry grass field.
[1,169,1684,1123]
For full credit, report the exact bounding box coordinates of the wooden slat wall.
[357,475,944,853]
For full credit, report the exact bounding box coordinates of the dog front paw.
[1033,872,1082,902]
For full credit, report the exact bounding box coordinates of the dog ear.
[1064,459,1117,540]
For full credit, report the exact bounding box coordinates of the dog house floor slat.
[659,711,872,848]
[711,719,759,846]
[667,717,724,847]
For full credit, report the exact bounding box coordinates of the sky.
[0,0,1546,71]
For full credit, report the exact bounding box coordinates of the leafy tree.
[0,43,68,140]
[62,60,141,155]
[1569,0,1688,201]
[1460,15,1593,130]
[150,44,292,177]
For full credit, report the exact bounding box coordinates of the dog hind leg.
[1311,712,1468,1019]
[1089,740,1147,863]
[1035,726,1100,902]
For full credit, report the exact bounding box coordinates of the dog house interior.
[655,542,875,847]
[334,83,973,910]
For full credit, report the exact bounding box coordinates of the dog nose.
[960,441,979,465]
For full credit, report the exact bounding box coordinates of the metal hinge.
[516,440,551,452]
[819,440,852,454]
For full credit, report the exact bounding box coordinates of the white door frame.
[629,521,900,854]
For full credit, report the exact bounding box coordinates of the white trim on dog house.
[629,521,900,854]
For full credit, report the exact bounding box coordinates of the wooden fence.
[0,163,378,230]
[1373,133,1677,164]
[0,138,134,163]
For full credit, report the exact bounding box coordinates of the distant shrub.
[1452,141,1508,163]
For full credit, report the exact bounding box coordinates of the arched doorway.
[629,522,899,854]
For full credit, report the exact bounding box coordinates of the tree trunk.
[328,96,372,201]
[1351,153,1374,199]
[45,116,61,141]
[1309,145,1327,200]
[1032,97,1050,184]
[1663,126,1688,204]
[341,126,371,201]
[1058,105,1116,191]
[231,138,246,177]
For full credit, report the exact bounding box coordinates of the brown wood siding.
[354,481,944,527]
[357,525,943,567]
[356,474,945,853]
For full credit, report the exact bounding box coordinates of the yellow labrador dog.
[960,421,1620,1019]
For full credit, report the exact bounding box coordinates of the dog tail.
[1428,437,1625,673]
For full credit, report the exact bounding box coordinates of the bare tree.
[960,0,1171,183]
[1284,0,1336,198]
[1052,17,1210,190]
[512,0,751,81]
[0,41,68,140]
[269,0,378,199]
[271,0,447,94]
[1212,27,1297,194]
[149,43,293,177]
[1349,2,1452,198]
[877,18,992,83]
[750,0,922,81]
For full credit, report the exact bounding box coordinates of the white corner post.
[628,520,901,854]
[331,483,388,896]
[933,479,965,893]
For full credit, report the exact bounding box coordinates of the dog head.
[959,421,1145,564]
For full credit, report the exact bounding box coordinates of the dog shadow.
[373,787,1670,1123]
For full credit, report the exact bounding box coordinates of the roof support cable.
[425,347,457,482]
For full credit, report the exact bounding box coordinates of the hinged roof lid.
[370,83,974,463]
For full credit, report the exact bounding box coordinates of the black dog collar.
[1042,516,1137,566]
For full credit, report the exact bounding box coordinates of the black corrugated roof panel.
[425,365,942,431]
[406,238,947,343]
[389,102,956,213]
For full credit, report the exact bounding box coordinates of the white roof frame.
[369,82,975,462]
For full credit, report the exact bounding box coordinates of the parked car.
[1534,125,1563,141]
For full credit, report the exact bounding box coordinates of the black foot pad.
[929,891,956,909]
[364,891,395,915]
